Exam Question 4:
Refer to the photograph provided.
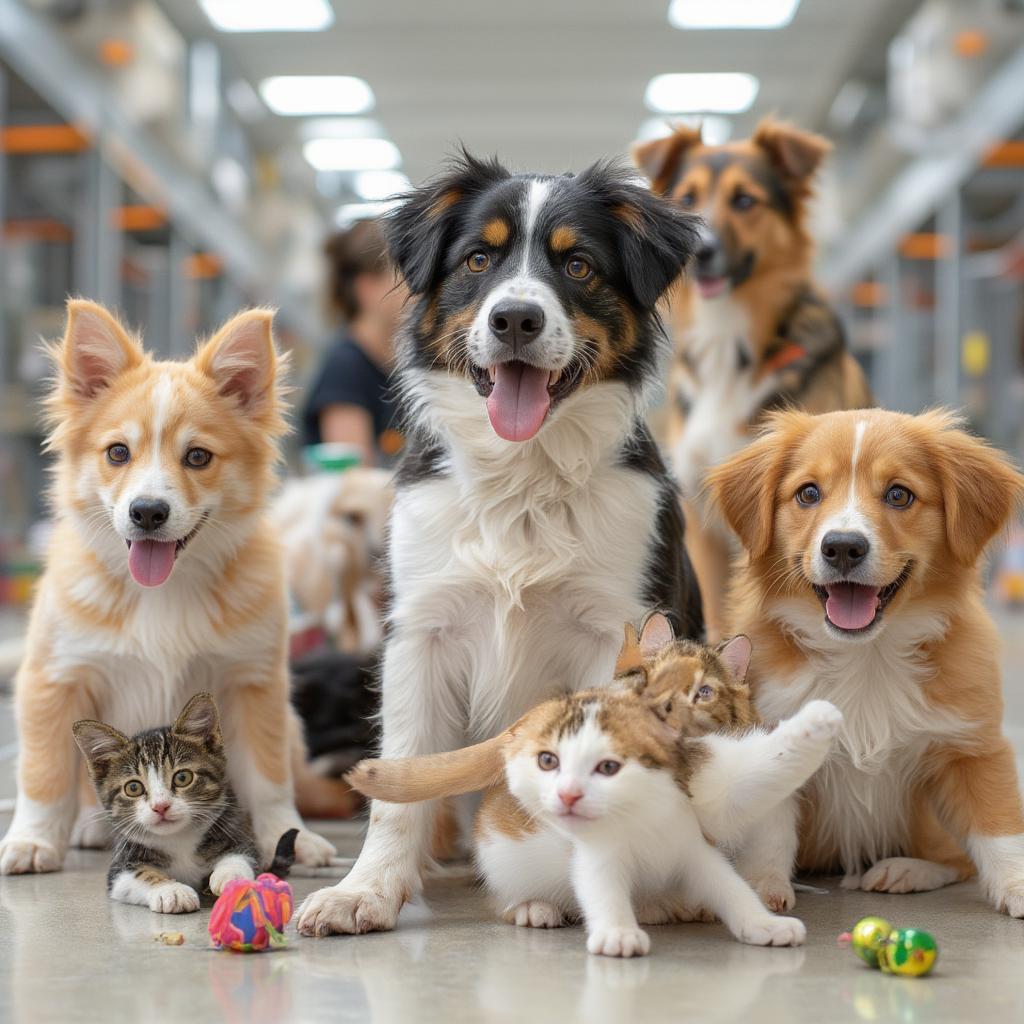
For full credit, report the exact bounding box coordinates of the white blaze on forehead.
[151,374,177,454]
[818,418,873,550]
[520,178,552,275]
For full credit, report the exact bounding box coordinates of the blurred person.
[303,220,407,465]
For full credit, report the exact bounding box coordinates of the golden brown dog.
[633,119,872,639]
[708,408,1024,915]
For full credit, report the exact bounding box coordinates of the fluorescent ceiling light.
[354,170,411,201]
[645,73,759,113]
[638,115,732,146]
[299,117,384,141]
[200,0,334,32]
[668,0,800,30]
[260,76,374,116]
[303,138,401,171]
[336,200,401,226]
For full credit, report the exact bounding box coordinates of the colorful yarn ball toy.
[208,873,294,953]
[838,916,938,977]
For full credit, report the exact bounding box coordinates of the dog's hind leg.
[0,669,91,874]
[297,627,467,936]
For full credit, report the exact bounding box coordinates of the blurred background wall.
[1,0,1023,625]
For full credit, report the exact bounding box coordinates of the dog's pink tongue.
[127,540,177,588]
[825,582,880,630]
[486,363,551,442]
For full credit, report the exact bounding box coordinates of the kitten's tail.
[345,733,510,804]
[265,828,299,878]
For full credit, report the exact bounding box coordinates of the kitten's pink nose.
[151,800,171,817]
[558,788,583,809]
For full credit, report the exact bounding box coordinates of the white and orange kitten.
[347,678,842,957]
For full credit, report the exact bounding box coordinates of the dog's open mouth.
[471,360,583,442]
[812,563,913,634]
[125,519,205,588]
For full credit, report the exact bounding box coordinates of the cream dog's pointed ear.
[59,299,143,400]
[196,308,278,412]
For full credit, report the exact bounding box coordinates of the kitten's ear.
[639,612,675,658]
[615,622,644,676]
[73,720,129,766]
[717,635,752,684]
[173,693,222,743]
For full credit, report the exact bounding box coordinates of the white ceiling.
[167,0,916,184]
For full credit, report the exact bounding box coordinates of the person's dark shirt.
[302,333,399,453]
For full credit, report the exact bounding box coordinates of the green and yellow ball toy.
[838,916,938,978]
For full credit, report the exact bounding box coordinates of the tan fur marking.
[482,218,510,247]
[549,225,577,252]
[135,866,170,886]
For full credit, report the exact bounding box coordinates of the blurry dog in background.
[0,300,335,874]
[710,408,1024,916]
[634,119,872,639]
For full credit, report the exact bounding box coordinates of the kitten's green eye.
[595,760,621,777]
[538,751,559,771]
[172,769,194,788]
[124,780,145,798]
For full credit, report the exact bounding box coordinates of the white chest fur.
[755,616,968,873]
[673,296,775,501]
[392,377,661,737]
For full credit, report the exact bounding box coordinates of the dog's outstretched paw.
[587,925,650,958]
[0,837,63,875]
[297,881,404,937]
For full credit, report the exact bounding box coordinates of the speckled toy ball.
[849,916,894,968]
[880,928,938,977]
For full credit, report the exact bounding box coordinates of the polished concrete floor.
[2,610,1024,1023]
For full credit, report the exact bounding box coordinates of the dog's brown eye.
[732,191,756,211]
[595,760,621,777]
[107,444,130,465]
[467,251,490,273]
[538,751,559,771]
[678,190,696,209]
[565,256,591,280]
[172,769,194,787]
[884,485,914,509]
[796,483,821,506]
[184,448,212,468]
[124,780,145,798]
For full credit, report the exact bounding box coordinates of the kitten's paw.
[71,812,110,850]
[504,900,563,928]
[750,875,796,913]
[587,925,651,958]
[209,856,256,896]
[860,857,960,894]
[297,881,404,936]
[736,915,806,947]
[0,836,63,875]
[294,829,337,867]
[785,700,843,745]
[149,883,200,914]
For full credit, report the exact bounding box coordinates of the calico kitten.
[619,613,803,913]
[73,693,295,914]
[346,685,842,957]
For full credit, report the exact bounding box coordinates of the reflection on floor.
[1,608,1023,1023]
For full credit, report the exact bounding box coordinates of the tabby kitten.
[346,683,842,957]
[73,693,292,914]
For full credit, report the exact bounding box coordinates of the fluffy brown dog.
[633,119,872,639]
[708,408,1024,915]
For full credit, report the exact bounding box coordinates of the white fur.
[297,373,668,936]
[209,853,256,895]
[755,608,969,885]
[672,295,779,512]
[967,835,1024,917]
[476,702,837,955]
[109,869,200,914]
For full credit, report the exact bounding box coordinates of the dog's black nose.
[489,302,545,350]
[129,498,170,533]
[820,531,869,574]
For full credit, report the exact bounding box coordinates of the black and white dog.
[298,154,703,936]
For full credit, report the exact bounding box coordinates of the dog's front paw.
[0,836,63,875]
[587,925,650,958]
[294,828,337,867]
[149,883,200,914]
[209,857,255,896]
[750,874,796,913]
[993,879,1024,918]
[784,700,843,746]
[504,900,563,928]
[861,857,960,894]
[735,914,806,947]
[297,880,404,936]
